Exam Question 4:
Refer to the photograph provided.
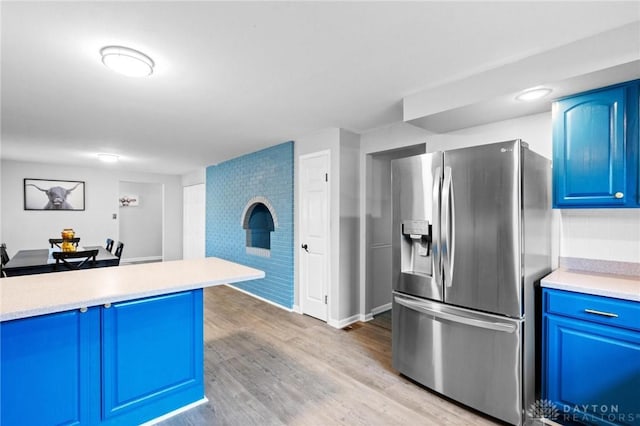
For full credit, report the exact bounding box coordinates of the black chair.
[1,243,9,278]
[105,238,114,252]
[0,243,9,266]
[52,249,99,271]
[114,242,124,265]
[49,238,81,249]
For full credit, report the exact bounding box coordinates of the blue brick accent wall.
[206,141,294,308]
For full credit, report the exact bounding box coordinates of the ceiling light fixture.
[100,46,154,77]
[515,87,552,102]
[97,153,120,163]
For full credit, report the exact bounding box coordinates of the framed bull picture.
[24,178,85,211]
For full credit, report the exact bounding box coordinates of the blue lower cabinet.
[0,307,101,426]
[101,290,204,425]
[543,289,640,425]
[0,289,204,426]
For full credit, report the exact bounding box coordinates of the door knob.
[301,244,309,252]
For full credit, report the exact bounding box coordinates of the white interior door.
[183,184,205,259]
[299,151,330,322]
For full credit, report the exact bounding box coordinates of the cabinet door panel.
[545,314,640,425]
[0,308,100,426]
[553,87,626,207]
[102,289,204,424]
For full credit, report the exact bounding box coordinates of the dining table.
[2,246,119,277]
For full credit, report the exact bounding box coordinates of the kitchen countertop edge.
[541,268,640,302]
[0,257,265,322]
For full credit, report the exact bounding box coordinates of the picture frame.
[119,194,140,207]
[24,178,85,211]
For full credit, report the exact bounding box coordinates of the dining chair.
[105,238,114,252]
[49,238,81,249]
[1,243,9,278]
[0,243,9,266]
[114,242,124,265]
[52,249,99,271]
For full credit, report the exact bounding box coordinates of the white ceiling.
[2,1,639,175]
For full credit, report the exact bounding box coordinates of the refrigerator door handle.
[432,166,442,286]
[394,295,517,333]
[442,167,454,288]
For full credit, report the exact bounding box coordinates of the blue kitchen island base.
[1,289,205,426]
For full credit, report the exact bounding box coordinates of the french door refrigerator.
[391,140,551,426]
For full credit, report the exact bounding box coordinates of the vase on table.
[61,228,76,252]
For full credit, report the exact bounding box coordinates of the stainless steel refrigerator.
[391,139,551,426]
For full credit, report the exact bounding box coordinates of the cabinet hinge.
[325,173,328,182]
[324,295,328,304]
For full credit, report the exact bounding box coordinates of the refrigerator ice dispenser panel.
[401,220,432,274]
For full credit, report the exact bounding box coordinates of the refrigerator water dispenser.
[400,220,431,276]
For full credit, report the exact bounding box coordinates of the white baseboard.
[328,313,361,329]
[352,303,392,324]
[225,284,293,312]
[292,304,302,314]
[140,397,208,426]
[361,313,374,322]
[121,255,163,265]
[371,303,392,316]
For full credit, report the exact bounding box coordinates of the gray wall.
[118,181,163,261]
[1,159,183,260]
[338,129,361,321]
[181,168,206,186]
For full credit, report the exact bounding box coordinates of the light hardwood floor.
[159,285,500,426]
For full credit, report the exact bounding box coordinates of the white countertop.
[541,268,640,302]
[0,257,265,322]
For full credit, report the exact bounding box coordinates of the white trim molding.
[328,313,361,329]
[371,303,391,316]
[361,313,374,323]
[245,247,271,257]
[140,397,208,426]
[225,284,294,312]
[240,196,279,229]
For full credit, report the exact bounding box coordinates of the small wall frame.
[119,195,140,207]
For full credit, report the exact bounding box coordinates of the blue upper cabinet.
[553,80,639,208]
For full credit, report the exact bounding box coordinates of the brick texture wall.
[206,141,294,308]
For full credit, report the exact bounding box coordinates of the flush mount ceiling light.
[100,46,154,77]
[97,153,120,163]
[515,87,552,102]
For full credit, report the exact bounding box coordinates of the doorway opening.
[118,181,164,264]
[364,144,425,317]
